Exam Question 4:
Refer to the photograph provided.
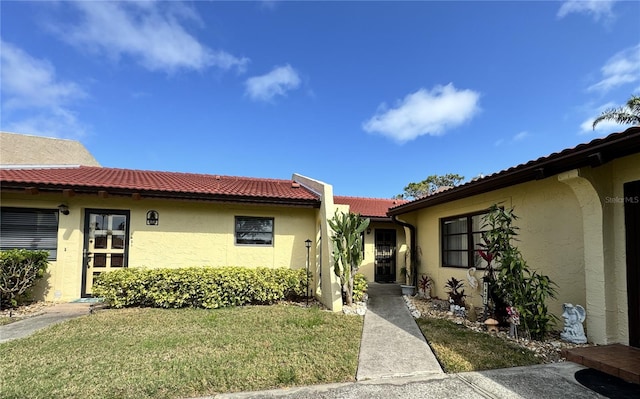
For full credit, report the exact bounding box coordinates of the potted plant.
[400,267,415,296]
[418,274,433,298]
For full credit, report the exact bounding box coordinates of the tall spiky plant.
[329,210,370,306]
[592,95,640,129]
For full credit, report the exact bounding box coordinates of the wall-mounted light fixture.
[58,204,70,215]
[366,228,371,235]
[146,210,159,226]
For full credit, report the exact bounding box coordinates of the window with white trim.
[0,207,59,260]
[235,216,274,245]
[441,210,489,269]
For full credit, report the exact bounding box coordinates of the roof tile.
[0,166,320,202]
[334,196,407,218]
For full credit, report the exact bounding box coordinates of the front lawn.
[0,305,363,399]
[416,317,541,373]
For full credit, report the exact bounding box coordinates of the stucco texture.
[0,193,316,302]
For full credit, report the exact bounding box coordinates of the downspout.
[392,216,418,288]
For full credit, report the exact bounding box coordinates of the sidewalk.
[0,302,91,343]
[356,283,443,380]
[0,288,618,399]
[214,283,609,399]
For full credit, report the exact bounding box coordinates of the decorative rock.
[404,295,594,363]
[560,303,587,344]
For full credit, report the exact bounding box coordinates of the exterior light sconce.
[58,204,70,215]
[146,210,159,226]
[305,239,312,307]
[366,228,371,235]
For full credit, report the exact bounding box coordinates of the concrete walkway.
[0,288,617,399]
[356,283,442,380]
[0,302,91,343]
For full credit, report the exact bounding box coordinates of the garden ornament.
[467,267,478,290]
[485,318,499,333]
[560,303,587,344]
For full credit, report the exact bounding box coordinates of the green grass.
[416,317,541,373]
[0,305,363,399]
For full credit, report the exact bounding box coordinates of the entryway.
[374,229,396,283]
[624,180,640,348]
[81,209,130,297]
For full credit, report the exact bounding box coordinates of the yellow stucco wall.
[404,176,586,326]
[595,153,640,344]
[398,152,640,344]
[1,193,317,302]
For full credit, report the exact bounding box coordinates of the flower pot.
[400,285,416,296]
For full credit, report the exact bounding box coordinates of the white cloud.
[513,131,529,141]
[1,40,87,138]
[588,44,640,93]
[59,1,248,74]
[579,101,634,134]
[362,84,481,143]
[1,40,85,110]
[5,109,87,139]
[557,0,616,22]
[245,65,301,102]
[494,131,529,147]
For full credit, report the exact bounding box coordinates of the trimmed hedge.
[0,249,49,308]
[92,266,309,309]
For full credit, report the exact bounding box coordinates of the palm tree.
[592,95,640,129]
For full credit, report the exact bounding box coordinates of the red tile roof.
[334,196,407,218]
[0,166,320,205]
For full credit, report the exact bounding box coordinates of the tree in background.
[329,210,370,306]
[592,94,640,129]
[396,173,465,200]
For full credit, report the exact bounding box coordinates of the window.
[0,207,59,260]
[441,210,489,269]
[235,216,274,245]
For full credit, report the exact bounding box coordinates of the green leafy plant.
[92,266,309,309]
[0,249,49,308]
[444,277,466,306]
[480,204,558,340]
[328,210,370,305]
[352,273,368,302]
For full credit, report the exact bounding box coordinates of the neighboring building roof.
[0,132,100,167]
[334,196,407,219]
[389,126,640,216]
[0,166,320,207]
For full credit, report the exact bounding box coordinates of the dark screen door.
[375,229,396,283]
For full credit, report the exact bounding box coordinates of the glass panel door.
[82,210,129,297]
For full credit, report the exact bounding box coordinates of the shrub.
[352,273,368,302]
[92,266,309,309]
[480,205,558,340]
[0,249,49,308]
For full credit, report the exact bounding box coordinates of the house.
[0,162,407,312]
[0,131,101,167]
[388,126,640,347]
[1,127,639,348]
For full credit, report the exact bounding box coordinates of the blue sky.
[1,1,639,198]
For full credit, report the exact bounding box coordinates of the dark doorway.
[375,229,396,283]
[624,180,640,348]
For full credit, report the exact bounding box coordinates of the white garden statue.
[560,303,587,344]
